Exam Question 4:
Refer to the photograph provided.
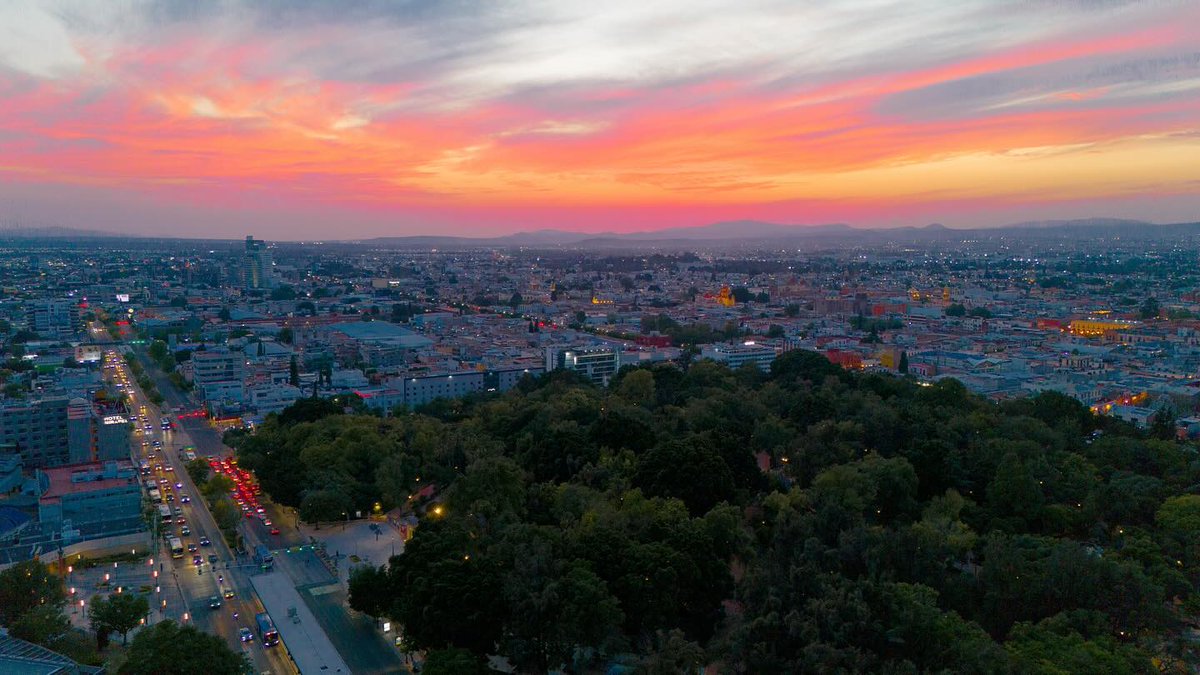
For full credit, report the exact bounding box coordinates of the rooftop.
[0,630,103,675]
[39,462,138,504]
[328,321,433,348]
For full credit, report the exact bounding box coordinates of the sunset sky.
[1,0,1198,239]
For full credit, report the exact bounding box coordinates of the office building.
[402,371,485,407]
[192,349,245,387]
[545,346,621,386]
[66,398,131,465]
[26,299,80,337]
[1,396,129,469]
[0,397,69,467]
[701,343,778,372]
[36,460,145,545]
[240,235,277,289]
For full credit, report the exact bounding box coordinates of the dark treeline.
[230,351,1200,673]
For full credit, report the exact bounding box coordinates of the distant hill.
[0,225,120,239]
[361,217,1197,248]
[2,217,1194,247]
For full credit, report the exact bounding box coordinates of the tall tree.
[91,592,149,645]
[0,560,65,626]
[118,620,245,675]
[9,604,69,645]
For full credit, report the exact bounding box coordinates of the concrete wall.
[35,531,153,566]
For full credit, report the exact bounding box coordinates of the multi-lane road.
[97,322,404,674]
[103,345,297,675]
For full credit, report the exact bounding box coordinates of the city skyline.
[2,0,1199,239]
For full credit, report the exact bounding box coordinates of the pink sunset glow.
[1,1,1198,239]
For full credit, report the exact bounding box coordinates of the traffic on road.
[100,341,297,675]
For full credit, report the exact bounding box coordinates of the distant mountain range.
[3,217,1198,247]
[362,217,1199,248]
[0,225,120,239]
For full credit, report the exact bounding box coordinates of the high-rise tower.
[241,235,277,289]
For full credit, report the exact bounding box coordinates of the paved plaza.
[60,555,183,637]
[295,519,406,584]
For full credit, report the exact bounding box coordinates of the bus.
[148,488,162,504]
[139,460,151,476]
[168,537,184,558]
[157,504,172,524]
[254,544,273,571]
[255,612,279,646]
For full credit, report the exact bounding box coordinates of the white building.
[248,384,302,415]
[700,343,778,371]
[544,346,622,386]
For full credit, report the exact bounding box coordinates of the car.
[165,494,175,503]
[192,555,202,566]
[187,542,197,553]
[180,525,191,536]
[165,465,174,472]
[176,516,186,524]
[199,535,211,546]
[158,477,168,485]
[208,595,221,609]
[180,494,190,504]
[239,627,253,643]
[263,519,272,526]
[173,506,182,515]
[223,587,235,599]
[208,554,218,564]
[269,527,280,535]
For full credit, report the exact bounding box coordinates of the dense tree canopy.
[118,621,244,675]
[235,350,1200,673]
